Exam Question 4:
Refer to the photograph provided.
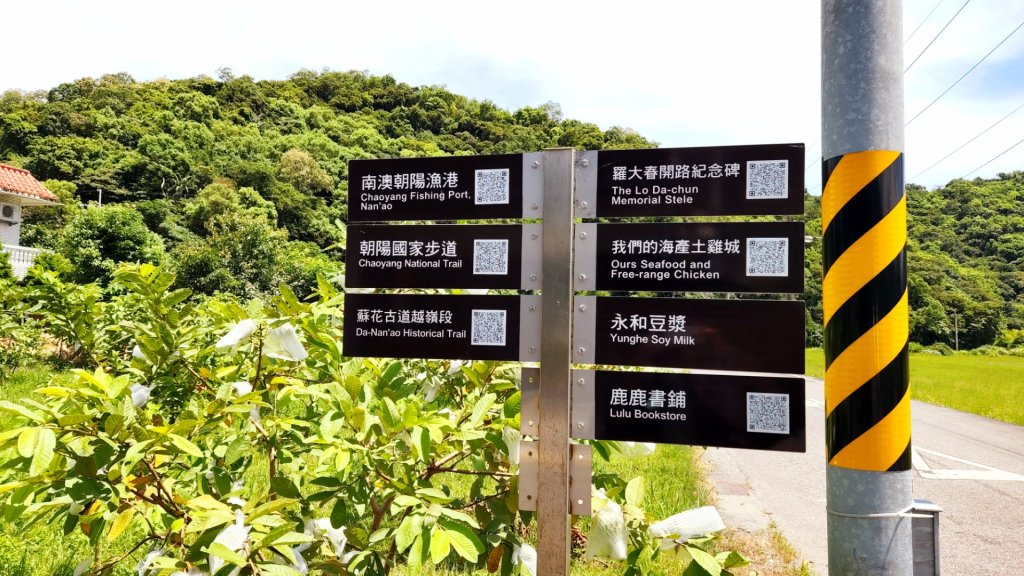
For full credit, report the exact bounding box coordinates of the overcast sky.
[3,0,1023,194]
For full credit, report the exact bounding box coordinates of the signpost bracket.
[518,439,538,512]
[569,443,592,516]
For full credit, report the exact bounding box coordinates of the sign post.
[822,1,913,574]
[536,148,575,576]
[342,142,807,574]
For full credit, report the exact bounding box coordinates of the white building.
[0,164,60,279]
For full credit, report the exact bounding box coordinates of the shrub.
[56,204,164,284]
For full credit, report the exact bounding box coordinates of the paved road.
[703,376,1024,575]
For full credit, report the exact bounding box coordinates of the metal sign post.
[822,1,913,573]
[536,148,575,576]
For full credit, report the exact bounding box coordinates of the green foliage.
[0,252,14,282]
[0,267,731,575]
[20,179,81,250]
[56,204,165,284]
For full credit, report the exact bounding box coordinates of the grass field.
[806,348,1024,426]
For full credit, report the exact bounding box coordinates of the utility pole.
[822,1,913,574]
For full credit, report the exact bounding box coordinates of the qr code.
[747,392,790,434]
[746,160,789,199]
[471,309,507,346]
[473,239,509,275]
[746,238,789,277]
[475,168,510,205]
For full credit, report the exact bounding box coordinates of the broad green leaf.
[503,391,521,419]
[716,550,749,569]
[17,428,41,458]
[429,526,451,564]
[468,393,497,427]
[256,564,302,576]
[439,519,484,562]
[208,542,246,566]
[188,495,229,511]
[440,508,480,529]
[254,523,295,550]
[246,498,296,522]
[36,387,74,397]
[392,495,420,508]
[412,426,430,463]
[0,481,27,494]
[163,288,193,307]
[625,477,645,508]
[415,488,452,503]
[395,514,422,552]
[107,508,135,542]
[168,434,203,458]
[380,397,400,430]
[28,428,55,477]
[407,528,430,572]
[686,545,722,576]
[0,401,44,423]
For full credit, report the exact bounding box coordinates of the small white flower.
[130,384,152,408]
[502,427,521,465]
[136,548,164,576]
[216,319,258,352]
[73,560,92,576]
[209,510,250,576]
[587,499,627,560]
[512,543,537,576]
[263,323,308,362]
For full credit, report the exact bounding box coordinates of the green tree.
[56,204,165,284]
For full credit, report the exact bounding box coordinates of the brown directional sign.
[578,143,804,217]
[573,370,806,452]
[575,221,804,293]
[348,154,535,222]
[343,293,540,362]
[346,224,541,290]
[573,296,804,373]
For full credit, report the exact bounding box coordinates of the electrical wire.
[962,135,1024,179]
[905,0,972,73]
[906,18,1024,126]
[905,0,947,45]
[911,100,1024,181]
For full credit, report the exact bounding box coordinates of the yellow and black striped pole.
[823,150,910,473]
[822,1,914,573]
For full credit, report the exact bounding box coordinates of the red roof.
[0,164,59,204]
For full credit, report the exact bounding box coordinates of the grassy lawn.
[806,348,1024,426]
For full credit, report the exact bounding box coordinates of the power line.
[911,100,1024,181]
[905,0,947,44]
[906,18,1024,126]
[962,134,1024,179]
[905,0,972,73]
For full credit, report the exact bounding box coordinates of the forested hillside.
[1,69,1021,350]
[0,69,652,298]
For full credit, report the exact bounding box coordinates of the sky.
[2,0,1023,195]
